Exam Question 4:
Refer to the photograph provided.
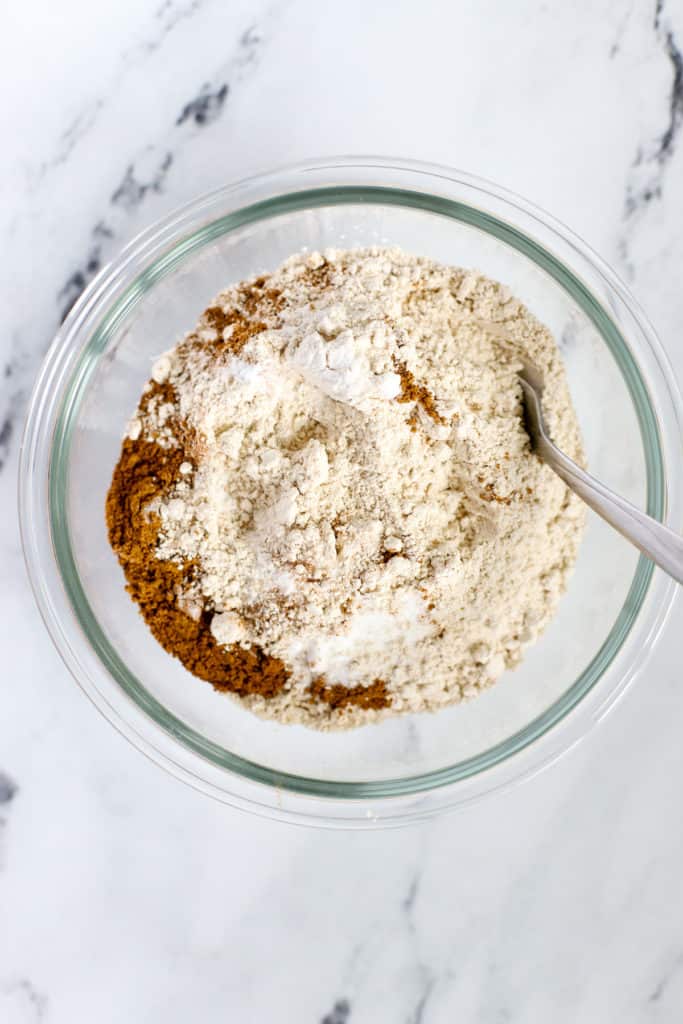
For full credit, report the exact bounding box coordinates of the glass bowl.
[20,158,682,827]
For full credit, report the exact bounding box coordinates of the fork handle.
[536,432,683,585]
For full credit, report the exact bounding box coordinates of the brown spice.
[105,387,290,700]
[139,378,177,417]
[393,359,447,425]
[236,276,286,320]
[299,261,335,294]
[479,482,513,505]
[309,677,391,712]
[196,277,285,358]
[199,306,269,356]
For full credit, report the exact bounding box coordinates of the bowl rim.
[19,156,682,826]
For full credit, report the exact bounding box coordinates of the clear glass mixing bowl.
[19,158,682,827]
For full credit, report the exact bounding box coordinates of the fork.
[518,359,683,585]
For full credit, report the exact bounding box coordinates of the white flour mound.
[139,247,585,729]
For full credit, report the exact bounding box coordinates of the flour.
[133,247,585,729]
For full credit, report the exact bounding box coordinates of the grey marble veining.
[618,0,683,274]
[2,1,683,1021]
[55,13,273,324]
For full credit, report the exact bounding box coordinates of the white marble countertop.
[2,1,683,1020]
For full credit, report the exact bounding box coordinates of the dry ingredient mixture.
[106,247,585,729]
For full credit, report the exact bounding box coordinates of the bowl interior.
[55,193,656,792]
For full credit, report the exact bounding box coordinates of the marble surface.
[2,1,683,1020]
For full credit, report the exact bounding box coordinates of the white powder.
[140,247,585,729]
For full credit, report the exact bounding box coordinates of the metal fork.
[518,360,683,585]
